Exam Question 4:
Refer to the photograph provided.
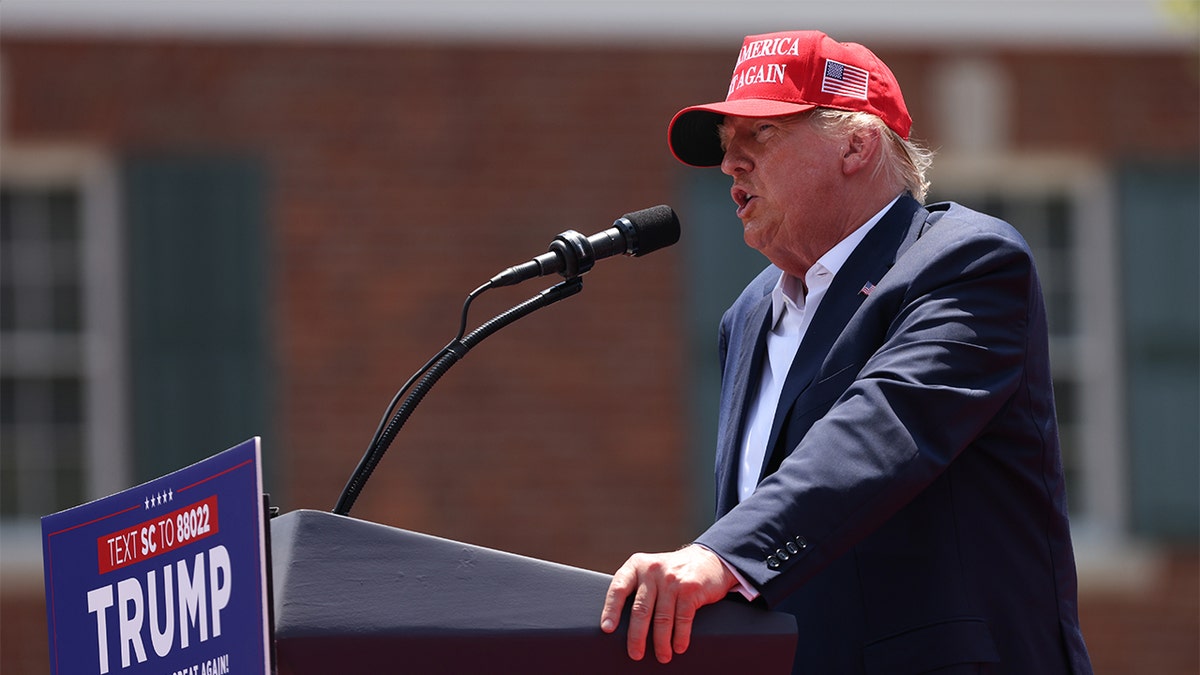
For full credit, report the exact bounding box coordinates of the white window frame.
[1,143,128,582]
[929,154,1160,588]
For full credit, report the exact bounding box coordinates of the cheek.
[767,174,814,218]
[776,159,833,205]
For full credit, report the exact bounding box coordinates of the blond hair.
[808,108,935,203]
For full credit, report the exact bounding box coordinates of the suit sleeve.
[695,222,1043,606]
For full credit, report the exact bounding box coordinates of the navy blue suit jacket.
[695,195,1092,674]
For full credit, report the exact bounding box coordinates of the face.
[718,114,849,276]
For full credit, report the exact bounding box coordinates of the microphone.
[489,205,680,287]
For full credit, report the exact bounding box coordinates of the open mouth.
[731,186,755,215]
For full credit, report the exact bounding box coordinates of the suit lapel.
[759,196,926,480]
[715,293,772,516]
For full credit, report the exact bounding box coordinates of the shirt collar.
[770,194,902,322]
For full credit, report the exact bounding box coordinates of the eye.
[754,123,778,141]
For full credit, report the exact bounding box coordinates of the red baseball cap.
[668,30,912,167]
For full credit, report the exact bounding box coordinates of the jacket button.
[766,556,781,570]
[794,536,808,549]
[785,541,799,555]
[775,548,790,561]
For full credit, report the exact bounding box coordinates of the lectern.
[271,509,797,673]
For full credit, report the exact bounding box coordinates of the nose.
[720,138,751,176]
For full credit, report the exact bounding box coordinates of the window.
[1,186,87,516]
[1,148,273,574]
[0,146,128,569]
[929,154,1124,536]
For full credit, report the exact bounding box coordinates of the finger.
[599,566,635,634]
[672,598,697,657]
[651,586,679,664]
[626,575,656,661]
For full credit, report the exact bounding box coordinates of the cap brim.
[668,99,818,167]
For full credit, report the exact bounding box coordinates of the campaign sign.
[42,438,270,675]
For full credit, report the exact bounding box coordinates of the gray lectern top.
[271,509,796,673]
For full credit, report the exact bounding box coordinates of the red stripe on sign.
[96,495,220,574]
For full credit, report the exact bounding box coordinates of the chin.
[742,224,768,251]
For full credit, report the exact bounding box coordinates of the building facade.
[2,4,1197,672]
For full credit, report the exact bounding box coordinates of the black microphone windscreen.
[622,205,681,257]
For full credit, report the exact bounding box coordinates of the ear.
[840,128,881,177]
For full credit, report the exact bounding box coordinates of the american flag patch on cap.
[822,59,870,100]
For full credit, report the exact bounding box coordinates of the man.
[599,31,1093,674]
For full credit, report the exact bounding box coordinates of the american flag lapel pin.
[859,281,876,297]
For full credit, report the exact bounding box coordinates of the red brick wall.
[0,584,46,675]
[3,38,720,565]
[1080,552,1200,673]
[2,38,1196,674]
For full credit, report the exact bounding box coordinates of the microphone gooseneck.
[333,278,584,516]
[333,205,682,516]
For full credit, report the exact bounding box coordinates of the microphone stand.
[333,276,585,516]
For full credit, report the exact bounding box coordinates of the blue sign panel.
[42,438,270,675]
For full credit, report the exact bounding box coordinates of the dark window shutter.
[124,156,271,483]
[1119,161,1200,541]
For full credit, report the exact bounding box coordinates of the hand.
[599,544,738,664]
